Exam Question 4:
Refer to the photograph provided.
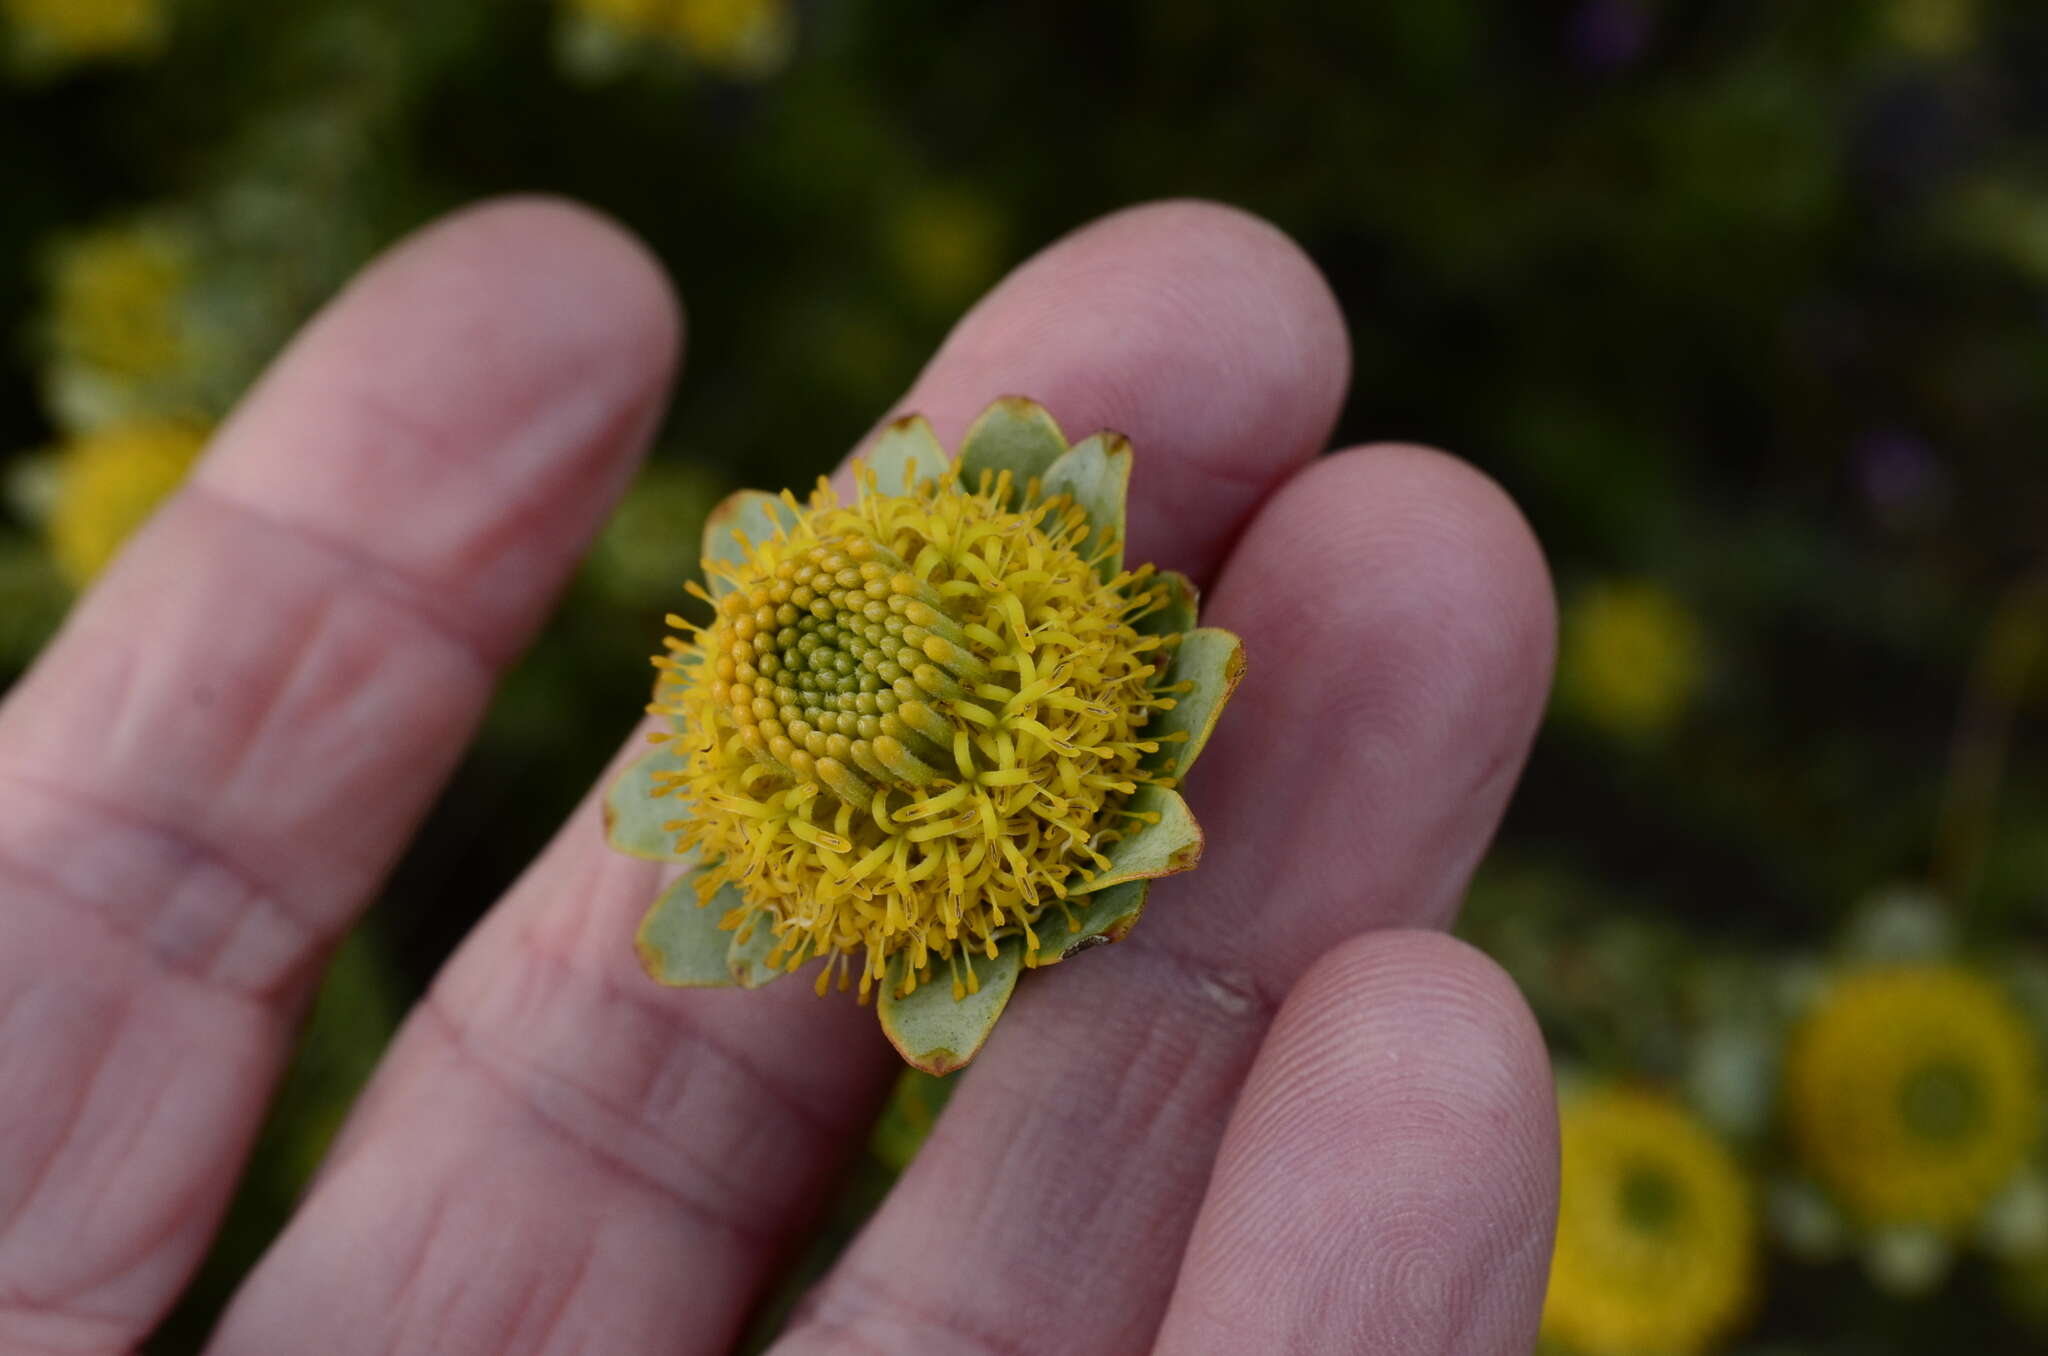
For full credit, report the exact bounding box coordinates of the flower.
[611,399,1243,1071]
[1555,578,1705,741]
[559,0,792,79]
[669,0,791,76]
[3,0,164,68]
[39,218,217,436]
[48,222,190,384]
[45,420,205,588]
[887,186,1008,312]
[1543,1085,1755,1356]
[1785,962,2041,1232]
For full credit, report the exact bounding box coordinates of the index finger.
[0,198,678,1353]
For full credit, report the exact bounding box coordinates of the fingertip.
[347,194,684,386]
[197,196,684,636]
[1262,929,1553,1138]
[897,198,1351,580]
[1198,445,1555,933]
[1162,930,1557,1356]
[1242,444,1556,714]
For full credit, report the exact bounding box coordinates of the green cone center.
[1900,1059,1985,1143]
[1619,1161,1685,1233]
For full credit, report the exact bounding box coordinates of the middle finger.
[773,444,1555,1354]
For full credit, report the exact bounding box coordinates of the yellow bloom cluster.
[1543,1086,1754,1356]
[49,222,190,389]
[47,421,204,588]
[1556,579,1704,741]
[3,0,164,65]
[568,0,792,76]
[1786,963,2040,1231]
[652,466,1174,999]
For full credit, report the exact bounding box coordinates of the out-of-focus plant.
[2,0,165,75]
[33,419,205,588]
[1554,578,1706,743]
[557,0,793,82]
[1542,1081,1757,1356]
[1770,900,2047,1295]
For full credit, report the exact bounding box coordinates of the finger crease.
[783,1265,1034,1356]
[417,996,784,1254]
[186,482,504,676]
[0,766,311,1009]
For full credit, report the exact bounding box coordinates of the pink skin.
[0,197,1558,1355]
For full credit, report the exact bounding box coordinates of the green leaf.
[701,490,799,596]
[635,871,738,987]
[1133,570,1198,639]
[877,936,1024,1074]
[1029,880,1150,965]
[1071,784,1202,894]
[1039,431,1132,581]
[604,743,692,862]
[727,909,790,988]
[1141,627,1245,778]
[955,397,1068,506]
[862,415,949,496]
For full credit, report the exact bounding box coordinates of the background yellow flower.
[1785,963,2041,1232]
[46,420,204,588]
[1543,1085,1755,1356]
[1555,579,1705,741]
[3,0,163,65]
[561,0,791,77]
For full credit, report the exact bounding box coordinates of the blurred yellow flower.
[1887,0,1978,57]
[562,0,791,78]
[49,222,191,387]
[1556,579,1704,741]
[1543,1086,1754,1356]
[1786,963,2040,1231]
[671,0,791,76]
[888,186,1008,311]
[3,0,164,64]
[577,0,664,27]
[47,421,204,588]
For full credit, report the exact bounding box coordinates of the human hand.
[0,198,1559,1354]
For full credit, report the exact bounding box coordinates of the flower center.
[1900,1059,1985,1143]
[711,536,1013,807]
[1619,1161,1685,1235]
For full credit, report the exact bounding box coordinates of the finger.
[209,201,1351,1356]
[773,446,1555,1354]
[1153,931,1557,1356]
[0,199,678,1352]
[893,198,1351,581]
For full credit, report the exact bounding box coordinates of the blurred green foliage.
[4,0,2047,1351]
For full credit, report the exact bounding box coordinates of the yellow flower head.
[3,0,164,64]
[611,400,1243,1071]
[663,471,1169,984]
[561,0,792,78]
[1785,962,2041,1231]
[1543,1086,1755,1356]
[1556,579,1704,741]
[49,221,190,386]
[669,0,791,75]
[47,420,204,588]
